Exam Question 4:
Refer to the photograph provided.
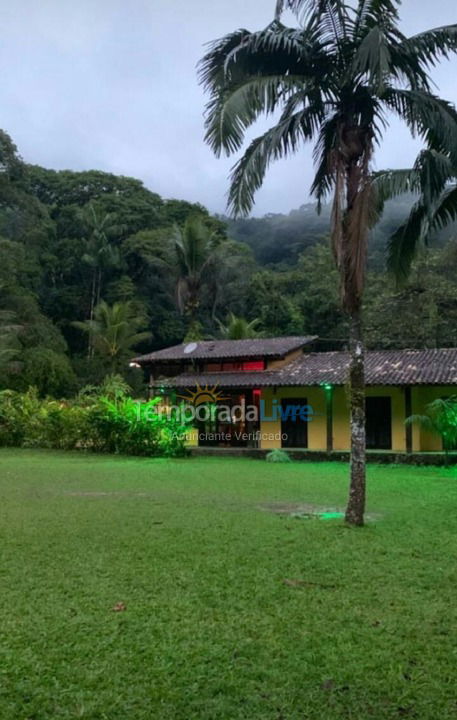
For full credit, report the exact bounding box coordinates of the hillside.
[1,128,457,398]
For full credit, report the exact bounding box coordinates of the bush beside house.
[0,380,191,457]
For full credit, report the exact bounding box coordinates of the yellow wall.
[267,349,303,370]
[258,384,445,452]
[330,387,347,451]
[184,384,456,452]
[185,427,199,447]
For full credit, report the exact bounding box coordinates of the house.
[132,337,457,454]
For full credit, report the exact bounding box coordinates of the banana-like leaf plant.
[406,397,457,459]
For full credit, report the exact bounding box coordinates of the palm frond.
[372,167,420,204]
[429,185,457,232]
[415,149,454,216]
[405,413,433,430]
[386,44,431,92]
[423,148,454,186]
[200,24,325,94]
[200,23,330,157]
[204,74,308,156]
[386,202,428,280]
[374,149,454,213]
[353,0,400,38]
[402,25,457,68]
[275,0,286,21]
[228,105,324,216]
[381,148,457,280]
[310,113,340,206]
[199,29,252,94]
[280,0,352,43]
[383,89,457,163]
[352,25,392,90]
[217,313,263,339]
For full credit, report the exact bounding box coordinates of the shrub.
[87,395,190,457]
[0,388,46,447]
[0,388,89,450]
[42,403,91,450]
[265,448,292,463]
[0,384,192,458]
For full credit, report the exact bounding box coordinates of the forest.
[1,128,456,397]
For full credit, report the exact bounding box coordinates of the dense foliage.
[0,379,191,457]
[0,129,457,397]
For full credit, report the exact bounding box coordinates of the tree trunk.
[96,267,102,305]
[345,306,366,526]
[88,270,97,358]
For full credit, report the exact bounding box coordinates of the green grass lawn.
[1,450,457,719]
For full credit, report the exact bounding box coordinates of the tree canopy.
[0,127,456,397]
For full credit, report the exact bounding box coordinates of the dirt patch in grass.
[258,502,382,521]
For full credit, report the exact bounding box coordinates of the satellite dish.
[184,342,198,355]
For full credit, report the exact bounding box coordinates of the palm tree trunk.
[96,268,102,305]
[345,305,366,526]
[88,270,97,358]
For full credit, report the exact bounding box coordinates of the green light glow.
[319,512,345,520]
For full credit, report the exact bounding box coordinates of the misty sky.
[1,0,456,216]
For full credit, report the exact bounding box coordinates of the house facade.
[133,337,457,454]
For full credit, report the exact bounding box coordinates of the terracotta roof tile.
[134,336,316,363]
[153,348,457,389]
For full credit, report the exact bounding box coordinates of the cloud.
[2,0,456,216]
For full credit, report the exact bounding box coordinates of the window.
[241,361,265,371]
[204,360,265,372]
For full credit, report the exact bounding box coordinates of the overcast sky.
[1,0,456,216]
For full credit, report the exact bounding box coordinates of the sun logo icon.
[178,383,228,406]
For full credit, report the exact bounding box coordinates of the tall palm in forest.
[374,149,457,280]
[82,204,121,355]
[199,0,457,525]
[73,301,151,372]
[173,216,220,337]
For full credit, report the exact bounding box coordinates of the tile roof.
[284,349,457,386]
[152,348,457,389]
[134,336,316,363]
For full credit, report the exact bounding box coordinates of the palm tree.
[199,0,457,525]
[374,149,457,280]
[406,397,457,461]
[82,204,121,355]
[217,313,263,339]
[73,301,151,372]
[173,216,220,334]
